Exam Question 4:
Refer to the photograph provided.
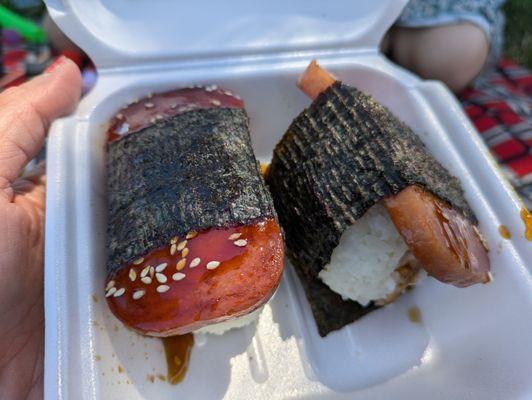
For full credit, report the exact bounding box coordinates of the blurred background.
[0,0,530,205]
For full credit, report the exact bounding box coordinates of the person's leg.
[383,22,489,93]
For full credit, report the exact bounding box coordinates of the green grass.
[503,0,532,68]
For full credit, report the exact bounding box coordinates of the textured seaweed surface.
[266,82,475,336]
[107,108,275,274]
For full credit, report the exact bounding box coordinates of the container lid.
[45,0,407,69]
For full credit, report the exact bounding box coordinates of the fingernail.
[45,56,67,74]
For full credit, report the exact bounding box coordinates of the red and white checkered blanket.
[461,58,532,207]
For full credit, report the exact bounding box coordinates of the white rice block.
[318,204,408,306]
[195,306,264,335]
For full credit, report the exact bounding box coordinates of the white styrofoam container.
[43,1,532,399]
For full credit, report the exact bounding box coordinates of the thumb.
[0,56,82,191]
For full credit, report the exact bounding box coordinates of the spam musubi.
[105,86,284,336]
[266,61,490,336]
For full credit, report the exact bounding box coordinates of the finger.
[9,161,46,199]
[22,161,46,180]
[0,56,82,190]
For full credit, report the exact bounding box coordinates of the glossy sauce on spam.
[433,201,472,270]
[385,185,490,287]
[105,219,282,335]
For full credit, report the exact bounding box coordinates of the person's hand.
[0,57,81,400]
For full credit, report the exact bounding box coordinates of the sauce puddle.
[408,306,422,324]
[162,334,194,384]
[498,225,511,239]
[521,208,532,241]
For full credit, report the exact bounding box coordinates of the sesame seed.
[149,117,156,124]
[228,233,242,240]
[105,287,117,297]
[223,90,232,96]
[170,236,178,244]
[172,273,186,281]
[181,248,189,258]
[234,239,247,247]
[177,240,187,251]
[144,102,155,108]
[206,261,220,270]
[170,244,177,255]
[190,257,200,268]
[140,266,150,278]
[487,271,494,282]
[156,273,168,283]
[149,266,155,278]
[116,113,124,120]
[141,276,152,285]
[113,288,125,297]
[186,231,198,239]
[155,113,164,121]
[156,285,170,293]
[211,99,221,107]
[176,258,186,271]
[106,280,116,290]
[155,263,168,272]
[234,94,242,100]
[129,269,137,281]
[133,258,144,265]
[170,103,177,109]
[133,290,145,300]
